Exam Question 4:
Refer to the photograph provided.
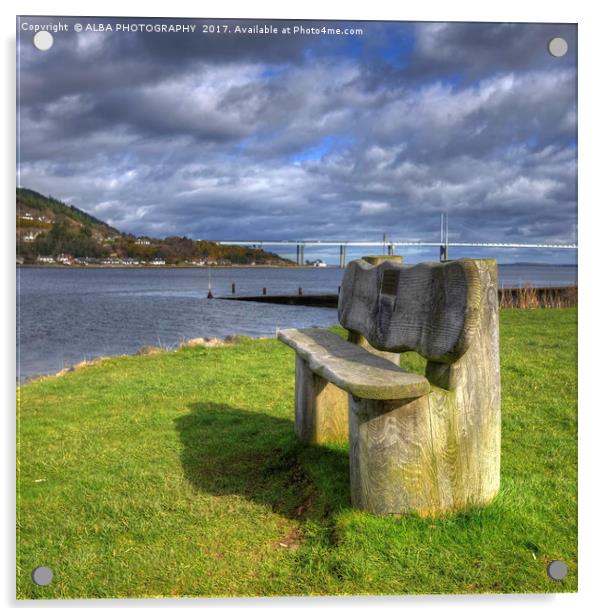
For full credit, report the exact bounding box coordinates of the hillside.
[16,188,294,267]
[17,187,121,235]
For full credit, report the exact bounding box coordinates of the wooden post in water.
[440,212,449,261]
[231,282,236,294]
[207,267,214,299]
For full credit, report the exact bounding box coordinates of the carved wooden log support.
[347,259,501,515]
[294,356,348,444]
[349,393,439,515]
[348,384,499,516]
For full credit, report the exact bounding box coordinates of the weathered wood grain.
[338,259,482,363]
[361,255,404,266]
[347,259,501,515]
[425,259,501,506]
[278,328,430,400]
[346,256,404,366]
[294,356,348,444]
[279,256,501,516]
[349,394,439,515]
[282,256,404,445]
[347,330,401,366]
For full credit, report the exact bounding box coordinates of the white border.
[3,1,600,614]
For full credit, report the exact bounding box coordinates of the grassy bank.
[17,309,577,598]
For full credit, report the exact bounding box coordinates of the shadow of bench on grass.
[174,402,350,522]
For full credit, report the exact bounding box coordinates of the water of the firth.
[17,265,577,380]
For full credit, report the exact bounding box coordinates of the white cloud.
[359,200,391,215]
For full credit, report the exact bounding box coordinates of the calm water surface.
[17,264,577,380]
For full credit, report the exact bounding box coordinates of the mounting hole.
[547,560,568,581]
[31,566,53,586]
[548,37,568,58]
[33,31,54,51]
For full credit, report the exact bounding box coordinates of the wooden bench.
[278,256,501,516]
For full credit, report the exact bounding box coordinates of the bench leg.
[294,356,348,444]
[349,394,442,515]
[349,388,499,515]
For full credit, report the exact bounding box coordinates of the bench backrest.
[338,258,495,364]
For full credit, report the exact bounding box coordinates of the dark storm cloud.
[17,17,577,262]
[18,16,357,104]
[405,22,577,81]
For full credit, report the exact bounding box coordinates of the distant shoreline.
[16,263,307,269]
[16,263,577,269]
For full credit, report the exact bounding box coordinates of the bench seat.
[278,327,430,400]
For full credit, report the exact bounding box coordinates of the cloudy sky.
[17,17,577,263]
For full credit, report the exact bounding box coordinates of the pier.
[220,286,577,309]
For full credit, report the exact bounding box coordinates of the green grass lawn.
[16,308,577,598]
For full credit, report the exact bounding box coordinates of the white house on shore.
[22,231,42,242]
